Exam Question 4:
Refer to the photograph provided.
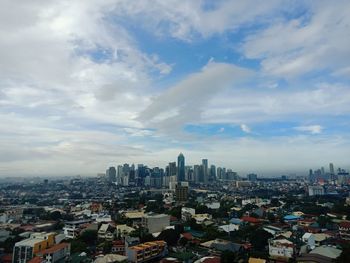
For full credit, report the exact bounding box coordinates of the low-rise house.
[98,223,115,241]
[116,224,135,238]
[200,239,243,255]
[181,207,195,222]
[338,221,350,239]
[36,243,70,263]
[219,224,239,233]
[263,225,283,237]
[302,233,315,250]
[241,216,261,225]
[94,254,127,263]
[111,240,125,255]
[63,220,91,239]
[309,246,342,260]
[268,237,295,261]
[313,233,330,246]
[193,214,212,224]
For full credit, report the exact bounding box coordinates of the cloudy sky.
[1,0,350,177]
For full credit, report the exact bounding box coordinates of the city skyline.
[1,1,350,176]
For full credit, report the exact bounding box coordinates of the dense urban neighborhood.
[1,157,350,263]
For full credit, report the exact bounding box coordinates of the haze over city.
[1,1,350,177]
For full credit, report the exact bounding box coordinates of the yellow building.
[126,241,167,263]
[12,232,55,263]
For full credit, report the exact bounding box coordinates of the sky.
[0,0,350,177]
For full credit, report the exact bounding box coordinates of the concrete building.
[181,207,196,222]
[308,186,325,196]
[36,243,70,263]
[63,220,91,239]
[175,184,188,202]
[177,153,185,182]
[126,241,167,263]
[268,238,295,261]
[12,233,56,263]
[142,214,170,234]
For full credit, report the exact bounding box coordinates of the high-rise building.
[210,165,216,181]
[329,163,335,175]
[168,162,177,177]
[106,167,116,183]
[247,173,258,181]
[177,153,185,182]
[175,184,189,202]
[194,165,201,183]
[202,159,208,183]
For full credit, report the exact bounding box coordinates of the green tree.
[158,229,180,246]
[70,240,87,253]
[220,250,236,263]
[336,244,350,263]
[79,230,98,245]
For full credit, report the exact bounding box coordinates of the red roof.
[241,216,260,223]
[200,257,220,263]
[181,232,193,240]
[339,221,350,228]
[113,240,125,246]
[1,254,12,263]
[27,257,43,263]
[37,243,69,255]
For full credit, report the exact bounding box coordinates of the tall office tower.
[202,159,208,184]
[185,165,193,182]
[129,164,136,185]
[194,165,201,183]
[329,163,335,175]
[168,162,177,177]
[177,153,185,182]
[210,165,216,181]
[308,169,314,183]
[117,165,123,185]
[217,167,222,180]
[321,167,325,175]
[106,166,116,183]
[122,163,130,186]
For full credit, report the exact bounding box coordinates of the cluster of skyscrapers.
[105,153,239,188]
[309,162,349,184]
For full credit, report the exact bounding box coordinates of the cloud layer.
[0,0,349,176]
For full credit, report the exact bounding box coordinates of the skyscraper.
[106,166,116,183]
[202,159,208,184]
[177,153,185,182]
[329,163,335,175]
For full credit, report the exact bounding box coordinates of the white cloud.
[138,61,252,133]
[295,125,323,134]
[242,1,350,77]
[240,124,251,133]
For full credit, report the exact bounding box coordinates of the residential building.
[12,233,55,263]
[36,243,70,263]
[268,238,295,261]
[308,186,325,196]
[126,241,167,263]
[63,220,91,239]
[175,184,188,202]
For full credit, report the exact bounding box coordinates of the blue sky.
[0,0,350,176]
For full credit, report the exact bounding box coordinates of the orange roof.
[37,243,69,255]
[27,257,43,263]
